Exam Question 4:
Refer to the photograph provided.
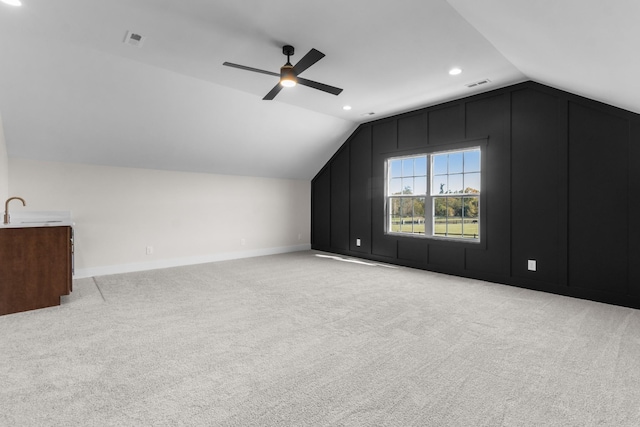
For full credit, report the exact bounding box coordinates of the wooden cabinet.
[0,226,73,315]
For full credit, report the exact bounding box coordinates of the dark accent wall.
[311,81,640,309]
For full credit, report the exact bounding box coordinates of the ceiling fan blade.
[292,49,325,75]
[223,62,279,77]
[297,77,343,96]
[263,83,283,100]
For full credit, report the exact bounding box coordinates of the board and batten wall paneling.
[397,237,428,264]
[349,127,372,254]
[312,166,331,250]
[311,81,640,309]
[396,112,429,263]
[630,119,640,297]
[371,120,398,259]
[421,103,467,271]
[428,104,464,145]
[330,146,350,252]
[398,112,428,150]
[568,102,628,295]
[463,93,510,276]
[510,88,562,284]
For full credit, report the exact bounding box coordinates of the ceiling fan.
[223,45,343,100]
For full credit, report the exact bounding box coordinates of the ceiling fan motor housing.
[280,45,297,86]
[282,45,295,57]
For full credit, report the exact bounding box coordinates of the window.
[386,147,481,241]
[388,156,427,234]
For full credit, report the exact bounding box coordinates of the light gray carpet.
[1,250,639,426]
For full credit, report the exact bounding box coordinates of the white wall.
[8,158,311,278]
[0,114,8,203]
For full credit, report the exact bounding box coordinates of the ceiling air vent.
[466,79,491,88]
[123,31,146,48]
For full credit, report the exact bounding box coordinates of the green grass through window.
[391,217,478,238]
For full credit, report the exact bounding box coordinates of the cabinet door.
[0,226,72,315]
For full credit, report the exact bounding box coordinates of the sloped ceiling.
[0,0,635,180]
[448,0,640,116]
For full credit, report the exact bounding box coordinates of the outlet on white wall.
[241,238,246,246]
[356,238,361,247]
[146,246,153,255]
[527,259,536,271]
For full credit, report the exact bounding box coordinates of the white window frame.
[385,146,481,242]
[386,154,429,236]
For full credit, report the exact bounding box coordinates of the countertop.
[0,211,74,229]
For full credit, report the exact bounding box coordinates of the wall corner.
[0,113,9,202]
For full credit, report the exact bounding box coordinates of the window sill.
[386,231,485,248]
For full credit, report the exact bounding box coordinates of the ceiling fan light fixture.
[280,64,297,87]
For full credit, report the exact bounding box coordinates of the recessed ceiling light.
[449,68,462,76]
[1,0,22,6]
[343,105,352,111]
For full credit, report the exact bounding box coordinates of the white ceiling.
[0,0,637,180]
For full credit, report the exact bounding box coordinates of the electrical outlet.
[241,238,246,246]
[298,233,301,241]
[146,246,153,255]
[527,259,536,271]
[356,238,361,247]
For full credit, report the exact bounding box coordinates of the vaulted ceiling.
[0,0,637,179]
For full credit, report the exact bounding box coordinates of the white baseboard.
[74,244,312,279]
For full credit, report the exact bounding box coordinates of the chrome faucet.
[4,197,26,224]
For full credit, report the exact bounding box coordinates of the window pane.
[389,197,427,235]
[464,150,480,172]
[432,196,478,239]
[433,154,447,175]
[433,197,447,237]
[449,152,463,174]
[402,177,413,195]
[448,196,462,219]
[390,160,402,178]
[463,196,479,219]
[464,172,481,193]
[414,198,426,234]
[390,178,402,195]
[446,197,463,237]
[390,198,402,232]
[404,198,424,235]
[433,175,447,194]
[414,176,427,195]
[402,159,413,176]
[462,196,479,239]
[448,174,464,194]
[415,156,427,176]
[400,198,413,232]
